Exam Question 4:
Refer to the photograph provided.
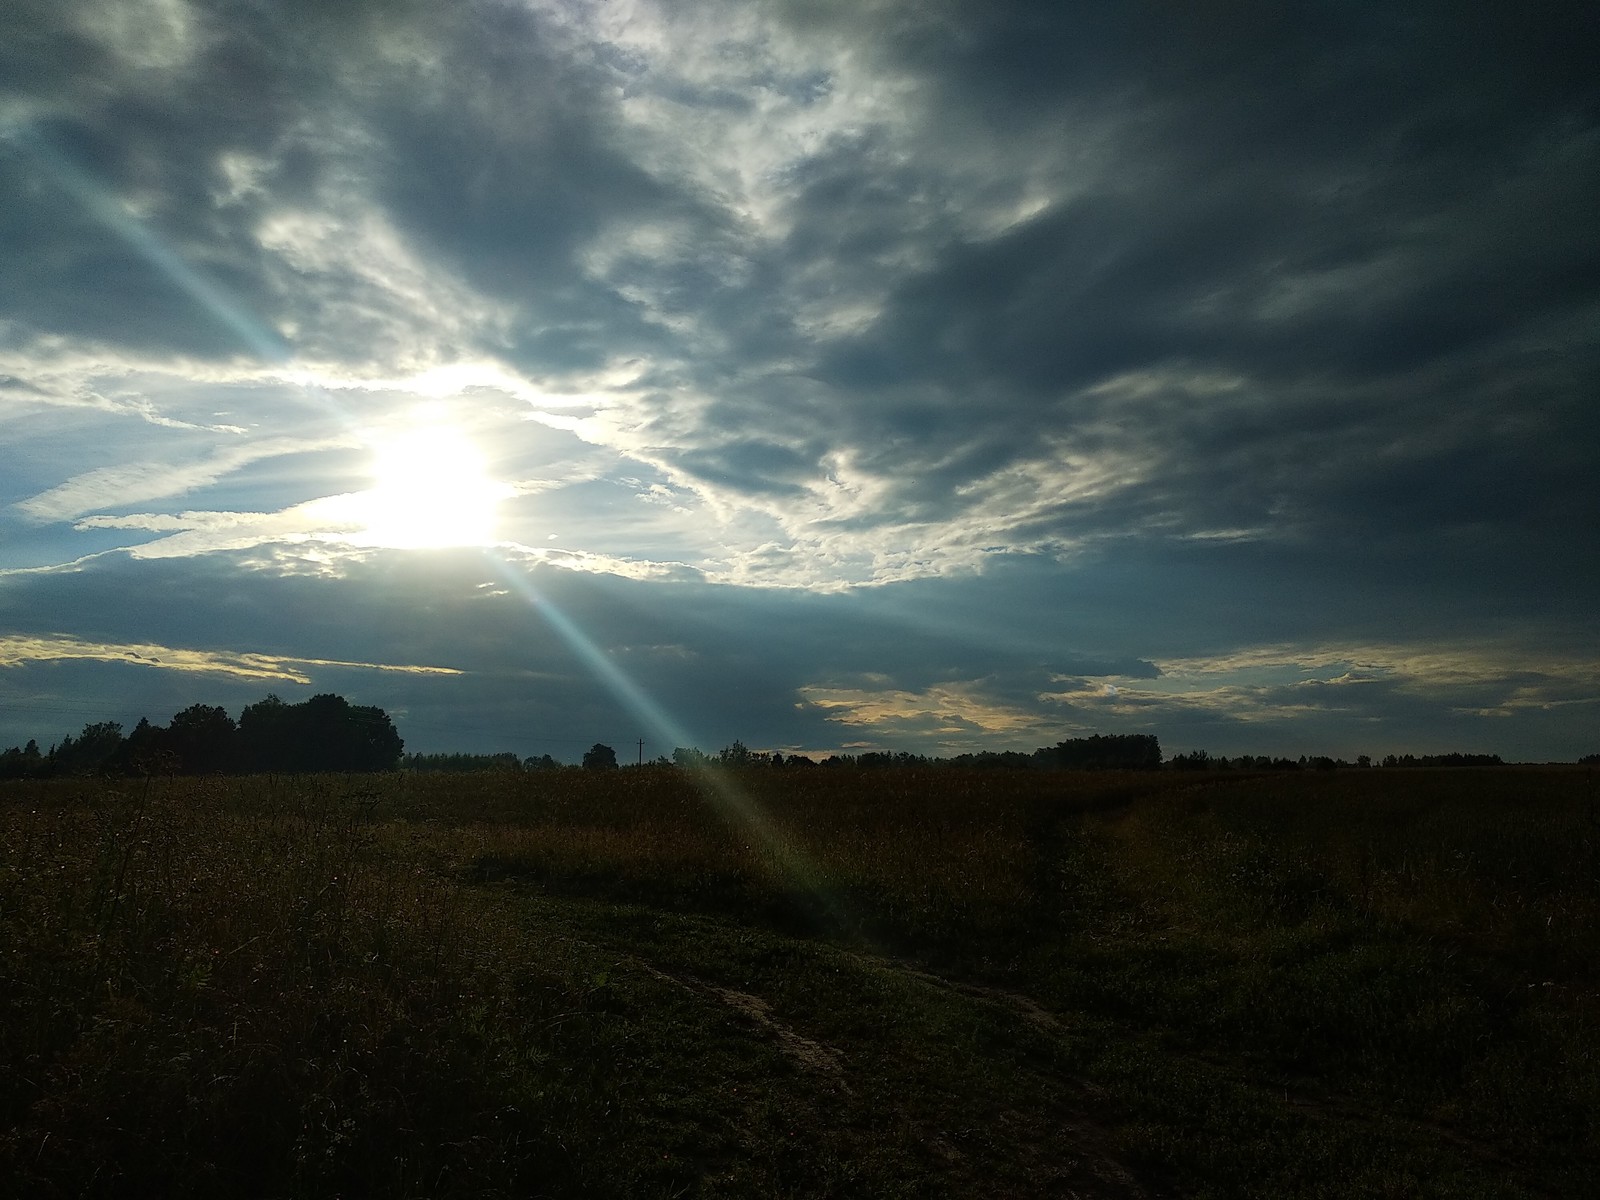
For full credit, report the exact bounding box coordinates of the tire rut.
[635,960,852,1085]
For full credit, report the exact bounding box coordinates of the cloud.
[0,540,1593,761]
[69,502,361,559]
[0,632,461,684]
[4,0,1596,586]
[0,2,1595,757]
[17,435,351,521]
[797,680,1065,746]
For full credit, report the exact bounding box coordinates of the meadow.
[1,765,1595,1197]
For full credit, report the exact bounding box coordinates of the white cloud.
[252,204,513,371]
[798,680,1061,742]
[73,0,208,74]
[0,632,461,683]
[16,435,354,522]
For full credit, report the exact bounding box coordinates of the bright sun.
[354,423,508,549]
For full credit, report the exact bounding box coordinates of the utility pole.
[637,737,645,767]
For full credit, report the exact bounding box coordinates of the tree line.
[538,735,1523,774]
[402,752,560,773]
[0,693,403,779]
[580,734,1170,771]
[4,712,1535,781]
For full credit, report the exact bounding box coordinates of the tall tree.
[166,705,237,774]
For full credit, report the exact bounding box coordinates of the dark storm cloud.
[653,2,1595,552]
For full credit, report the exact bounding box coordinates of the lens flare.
[484,550,851,931]
[4,123,291,364]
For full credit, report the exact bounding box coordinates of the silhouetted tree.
[582,743,618,770]
[944,750,1035,770]
[857,750,926,768]
[237,694,292,772]
[49,721,125,776]
[1379,752,1504,769]
[301,694,403,772]
[0,694,402,778]
[0,740,45,780]
[1036,734,1163,770]
[112,717,176,776]
[166,704,237,774]
[237,693,402,773]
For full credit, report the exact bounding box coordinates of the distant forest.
[380,734,1521,776]
[0,694,402,779]
[3,710,1542,781]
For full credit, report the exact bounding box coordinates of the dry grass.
[2,766,1595,1197]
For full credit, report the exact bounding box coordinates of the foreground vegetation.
[2,766,1596,1196]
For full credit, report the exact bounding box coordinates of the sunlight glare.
[356,424,508,549]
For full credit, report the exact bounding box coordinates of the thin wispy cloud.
[0,633,461,684]
[17,436,352,521]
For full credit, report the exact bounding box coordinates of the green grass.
[2,767,1596,1196]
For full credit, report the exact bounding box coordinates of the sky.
[1,0,1597,764]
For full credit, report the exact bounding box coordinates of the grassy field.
[2,765,1596,1197]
